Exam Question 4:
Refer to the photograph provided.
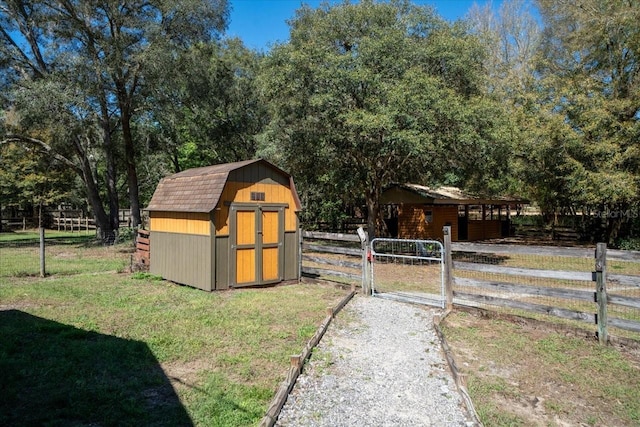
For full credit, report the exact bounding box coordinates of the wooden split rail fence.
[54,217,96,233]
[297,227,640,343]
[53,211,136,233]
[101,225,640,343]
[300,230,368,292]
[449,237,640,344]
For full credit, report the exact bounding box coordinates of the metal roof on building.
[380,183,528,205]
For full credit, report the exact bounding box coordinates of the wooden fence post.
[39,226,45,278]
[595,243,608,344]
[357,227,370,296]
[365,233,371,296]
[443,226,454,311]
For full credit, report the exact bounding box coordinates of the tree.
[1,0,229,236]
[259,0,512,236]
[145,38,265,174]
[0,141,76,219]
[467,0,541,98]
[2,77,117,238]
[466,0,545,202]
[531,0,640,242]
[1,0,119,236]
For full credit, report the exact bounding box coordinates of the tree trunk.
[73,137,113,241]
[117,82,142,229]
[122,119,141,228]
[365,189,379,239]
[99,96,120,231]
[606,204,627,245]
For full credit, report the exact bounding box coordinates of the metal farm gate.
[370,238,445,308]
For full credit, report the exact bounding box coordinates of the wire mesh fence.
[0,230,131,279]
[607,257,640,337]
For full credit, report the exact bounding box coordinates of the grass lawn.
[442,310,640,426]
[0,229,97,242]
[0,237,348,426]
[5,230,639,425]
[0,229,130,277]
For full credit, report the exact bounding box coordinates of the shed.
[380,184,527,242]
[146,159,301,291]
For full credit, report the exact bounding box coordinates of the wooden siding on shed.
[228,162,289,186]
[467,220,502,241]
[150,211,211,236]
[397,204,458,241]
[150,232,212,291]
[214,181,298,235]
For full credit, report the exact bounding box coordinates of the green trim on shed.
[215,235,230,290]
[284,231,299,281]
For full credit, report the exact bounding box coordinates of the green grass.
[0,230,130,277]
[0,309,189,426]
[442,311,640,426]
[0,243,348,426]
[472,400,526,427]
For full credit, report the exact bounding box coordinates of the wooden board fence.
[134,230,150,270]
[452,241,640,262]
[300,230,366,289]
[454,277,596,302]
[454,291,596,324]
[450,238,640,342]
[454,261,593,282]
[54,217,95,233]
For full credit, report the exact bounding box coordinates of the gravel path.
[275,295,475,426]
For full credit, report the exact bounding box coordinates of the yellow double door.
[232,206,284,286]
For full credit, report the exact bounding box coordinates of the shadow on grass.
[0,310,193,426]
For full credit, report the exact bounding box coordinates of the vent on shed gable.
[251,191,265,201]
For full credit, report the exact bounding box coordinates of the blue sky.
[227,0,496,51]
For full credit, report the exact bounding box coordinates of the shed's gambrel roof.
[146,159,301,213]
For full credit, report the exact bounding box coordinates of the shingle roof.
[146,159,287,213]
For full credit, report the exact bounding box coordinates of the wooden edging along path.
[433,309,483,427]
[259,289,356,427]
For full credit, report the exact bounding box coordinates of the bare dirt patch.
[442,309,640,426]
[162,359,215,391]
